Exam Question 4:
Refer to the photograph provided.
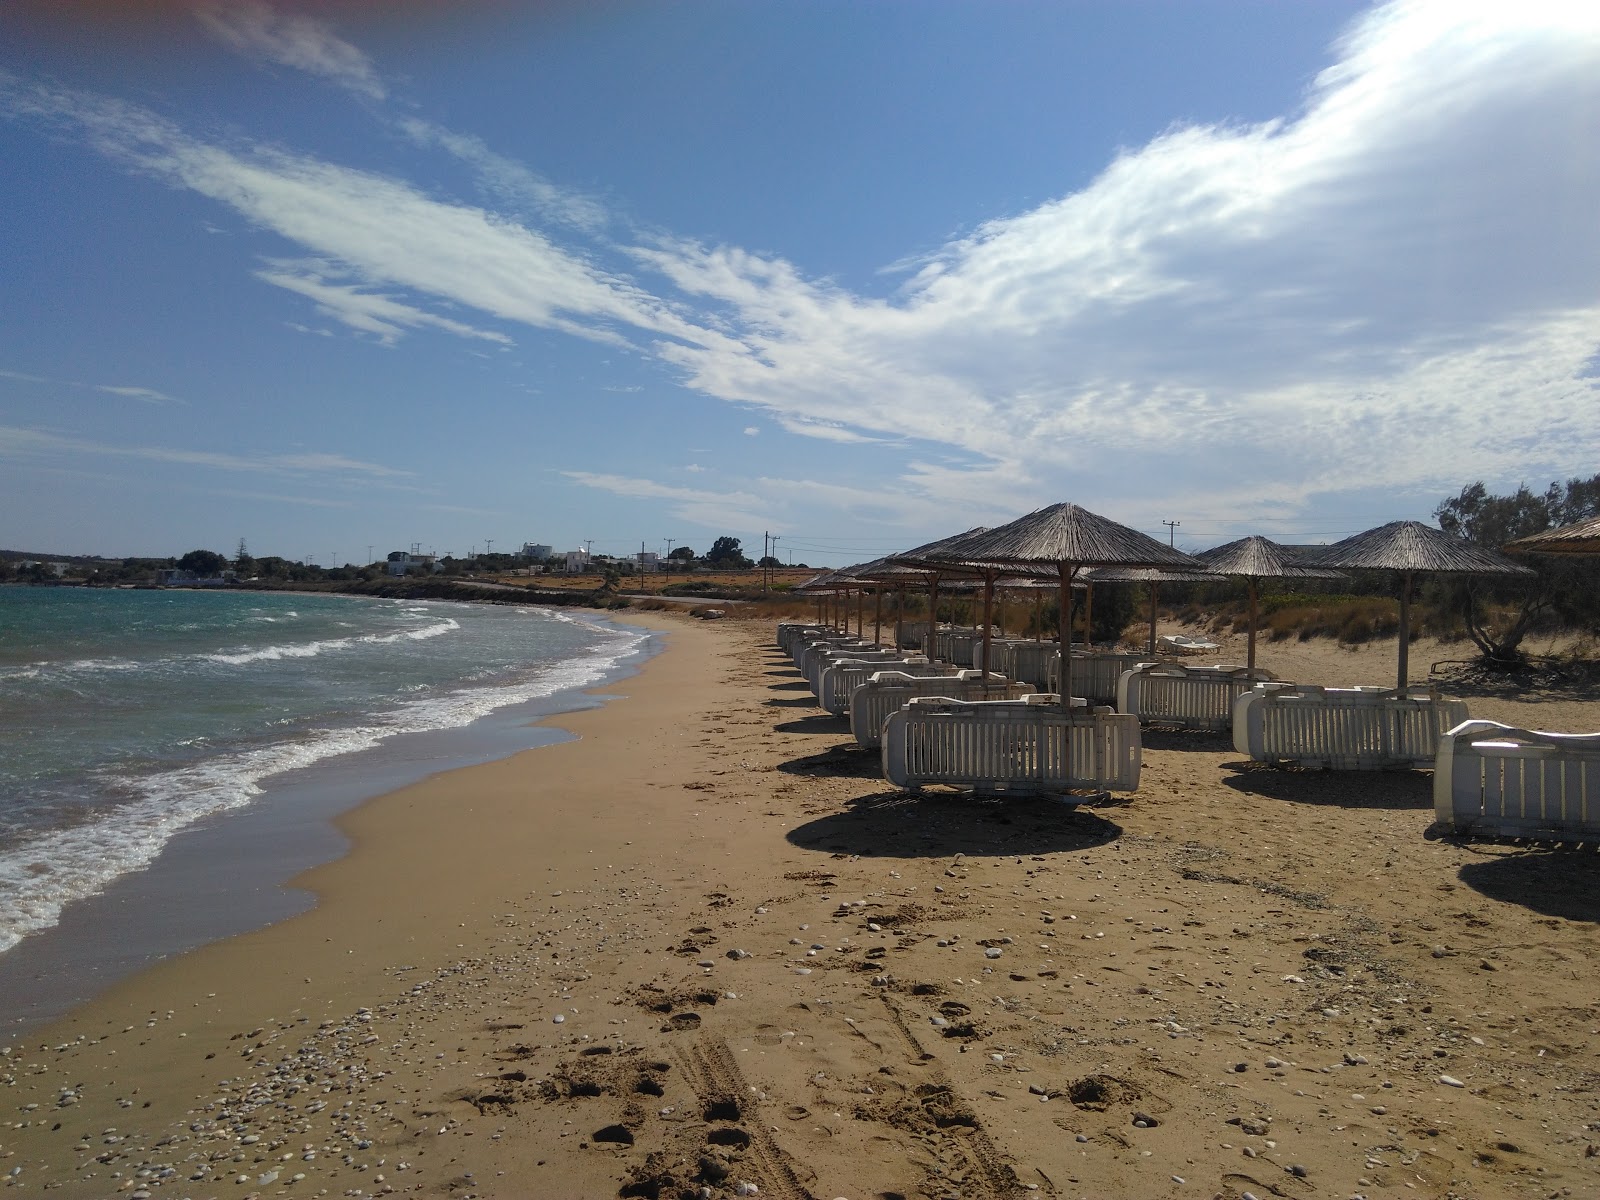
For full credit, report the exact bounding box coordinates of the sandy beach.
[4,611,1599,1200]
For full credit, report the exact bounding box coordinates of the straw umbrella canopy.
[1195,536,1343,678]
[1082,565,1227,658]
[1504,515,1600,556]
[1304,520,1533,690]
[916,504,1203,718]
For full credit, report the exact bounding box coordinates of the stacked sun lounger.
[850,670,1028,749]
[1433,720,1600,840]
[1047,652,1166,705]
[818,657,940,715]
[1232,684,1468,770]
[1117,663,1278,731]
[804,646,909,696]
[881,694,1141,795]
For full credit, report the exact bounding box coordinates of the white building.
[564,550,591,573]
[521,542,553,560]
[637,551,661,571]
[387,552,442,577]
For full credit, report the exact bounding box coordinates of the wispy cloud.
[563,471,779,531]
[96,384,182,405]
[3,368,184,405]
[396,118,609,233]
[0,425,408,479]
[193,1,386,100]
[256,260,512,345]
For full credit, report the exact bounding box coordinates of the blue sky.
[3,1,1597,566]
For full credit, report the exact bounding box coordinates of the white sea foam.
[204,618,459,665]
[0,621,649,956]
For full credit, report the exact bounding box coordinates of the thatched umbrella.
[1305,520,1533,690]
[1504,515,1600,556]
[1195,536,1342,678]
[918,504,1202,723]
[1083,565,1227,658]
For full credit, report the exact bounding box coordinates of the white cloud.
[194,2,386,100]
[257,261,511,345]
[563,471,778,532]
[96,384,182,405]
[0,425,408,479]
[395,118,608,233]
[630,0,1600,526]
[742,426,760,436]
[684,464,706,473]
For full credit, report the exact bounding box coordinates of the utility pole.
[664,538,674,592]
[366,544,373,565]
[1163,519,1181,547]
[762,531,770,593]
[770,536,780,590]
[485,539,493,556]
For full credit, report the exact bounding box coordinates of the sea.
[0,586,654,1030]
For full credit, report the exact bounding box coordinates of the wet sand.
[3,612,1599,1200]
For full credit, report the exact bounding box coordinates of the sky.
[2,0,1598,567]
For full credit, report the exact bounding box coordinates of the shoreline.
[4,615,1598,1200]
[0,603,662,1037]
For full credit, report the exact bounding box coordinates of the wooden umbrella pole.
[980,574,995,697]
[1247,578,1259,680]
[857,588,865,638]
[1147,582,1158,657]
[1084,582,1094,650]
[927,576,941,663]
[894,585,904,650]
[1034,592,1043,642]
[873,587,883,647]
[1058,562,1076,789]
[1397,570,1412,692]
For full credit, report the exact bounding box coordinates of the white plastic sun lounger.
[804,646,907,695]
[1003,643,1067,690]
[881,695,1141,795]
[1433,721,1600,839]
[796,636,876,676]
[789,632,865,666]
[1048,652,1169,705]
[818,656,938,715]
[1117,663,1278,731]
[1232,684,1469,770]
[850,670,1028,749]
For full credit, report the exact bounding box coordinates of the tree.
[758,555,782,569]
[667,545,696,562]
[1433,474,1600,662]
[234,538,255,578]
[177,549,229,577]
[705,536,751,569]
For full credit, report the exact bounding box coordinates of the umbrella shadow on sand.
[786,790,1123,859]
[773,722,858,747]
[1220,760,1432,810]
[1455,847,1600,923]
[765,695,821,709]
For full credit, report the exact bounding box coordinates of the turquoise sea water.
[0,587,648,958]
